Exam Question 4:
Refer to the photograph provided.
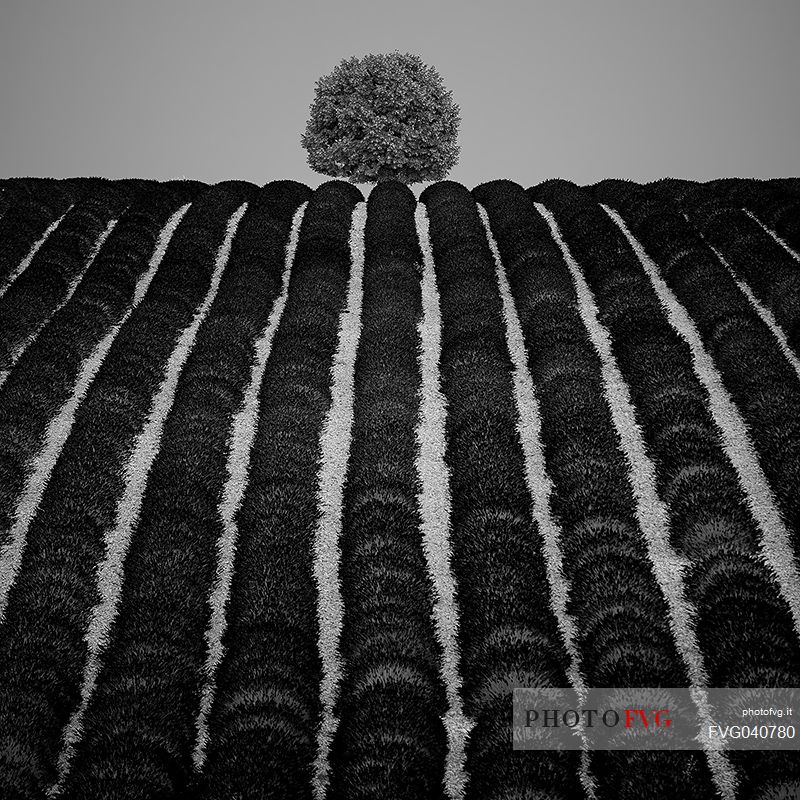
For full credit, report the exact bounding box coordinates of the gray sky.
[1,0,798,192]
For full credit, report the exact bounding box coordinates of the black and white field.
[0,175,799,800]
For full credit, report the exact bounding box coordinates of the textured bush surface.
[0,176,798,800]
[301,51,461,186]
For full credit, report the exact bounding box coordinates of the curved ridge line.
[192,200,308,770]
[0,215,122,390]
[0,203,192,626]
[413,201,473,800]
[538,201,738,800]
[46,201,247,796]
[0,204,74,299]
[312,201,368,800]
[478,202,597,800]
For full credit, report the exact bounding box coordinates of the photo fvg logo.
[512,688,800,751]
[524,707,672,730]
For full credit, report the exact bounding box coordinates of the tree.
[300,51,461,185]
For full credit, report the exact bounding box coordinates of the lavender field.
[0,175,799,800]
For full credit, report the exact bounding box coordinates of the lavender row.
[60,181,310,799]
[0,181,256,799]
[0,178,89,289]
[0,180,136,371]
[422,181,584,799]
[586,179,800,795]
[0,180,202,545]
[591,182,800,548]
[197,181,363,800]
[479,178,718,799]
[541,179,800,683]
[328,182,449,799]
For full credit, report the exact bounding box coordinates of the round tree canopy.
[300,51,461,185]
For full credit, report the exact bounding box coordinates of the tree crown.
[300,51,461,185]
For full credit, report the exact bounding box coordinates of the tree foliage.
[301,51,461,185]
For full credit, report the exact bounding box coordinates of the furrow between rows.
[50,200,250,798]
[0,178,87,295]
[196,180,363,800]
[194,193,310,771]
[0,181,256,799]
[476,192,597,800]
[421,181,586,800]
[0,182,135,371]
[0,217,120,391]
